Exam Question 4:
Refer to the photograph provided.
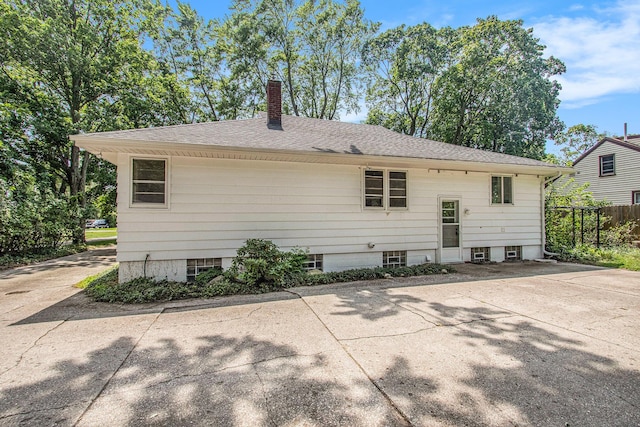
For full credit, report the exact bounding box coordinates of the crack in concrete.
[247,305,262,317]
[541,276,640,298]
[0,304,26,318]
[463,295,640,354]
[289,290,414,427]
[0,317,71,379]
[338,315,519,343]
[72,310,163,426]
[254,365,277,427]
[0,402,86,420]
[371,292,441,327]
[156,306,264,329]
[99,351,325,395]
[339,328,433,342]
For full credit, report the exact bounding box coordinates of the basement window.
[471,247,490,262]
[187,258,222,283]
[383,251,406,268]
[304,254,323,271]
[504,246,522,261]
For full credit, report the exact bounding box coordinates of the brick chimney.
[267,80,282,128]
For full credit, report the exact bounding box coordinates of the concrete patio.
[1,252,639,426]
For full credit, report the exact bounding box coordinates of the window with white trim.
[491,176,513,204]
[383,251,406,268]
[303,254,323,271]
[187,258,222,282]
[471,247,490,262]
[633,191,640,205]
[504,246,522,261]
[364,169,407,209]
[599,154,615,176]
[132,158,167,205]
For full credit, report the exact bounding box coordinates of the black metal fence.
[546,206,602,249]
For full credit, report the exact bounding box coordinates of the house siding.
[573,141,640,205]
[116,154,543,282]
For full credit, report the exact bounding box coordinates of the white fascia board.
[71,136,573,177]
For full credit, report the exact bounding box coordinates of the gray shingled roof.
[78,114,560,169]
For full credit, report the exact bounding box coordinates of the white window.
[633,191,640,205]
[383,251,406,268]
[364,169,407,209]
[187,258,222,282]
[599,154,615,176]
[504,246,522,261]
[304,254,323,271]
[364,170,384,208]
[471,247,490,262]
[132,158,167,206]
[491,176,513,204]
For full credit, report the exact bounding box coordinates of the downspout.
[541,172,562,257]
[143,253,150,278]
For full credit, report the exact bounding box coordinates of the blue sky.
[188,0,640,151]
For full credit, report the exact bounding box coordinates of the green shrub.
[83,260,455,304]
[556,244,640,271]
[545,178,636,252]
[85,268,262,303]
[0,173,77,256]
[283,263,454,287]
[194,266,224,285]
[225,239,307,291]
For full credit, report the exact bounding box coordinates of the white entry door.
[439,198,462,263]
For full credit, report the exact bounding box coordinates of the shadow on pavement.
[373,303,640,425]
[2,303,639,425]
[0,248,116,279]
[0,334,405,425]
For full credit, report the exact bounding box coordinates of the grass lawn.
[85,227,117,240]
[560,244,640,271]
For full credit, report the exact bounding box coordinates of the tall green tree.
[227,0,377,119]
[0,0,153,242]
[363,23,453,137]
[553,124,605,165]
[430,17,565,159]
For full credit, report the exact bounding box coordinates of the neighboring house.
[572,134,640,205]
[72,81,571,283]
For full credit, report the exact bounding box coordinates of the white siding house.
[72,81,571,283]
[572,135,640,205]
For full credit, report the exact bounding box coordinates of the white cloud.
[533,0,640,104]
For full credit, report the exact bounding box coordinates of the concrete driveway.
[1,253,639,426]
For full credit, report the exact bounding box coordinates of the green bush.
[546,179,635,252]
[84,258,455,304]
[225,239,307,291]
[555,244,640,271]
[85,268,269,303]
[284,263,454,287]
[0,173,76,255]
[194,266,223,285]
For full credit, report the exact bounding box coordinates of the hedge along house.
[72,81,572,283]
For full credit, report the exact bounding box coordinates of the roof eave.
[72,136,572,177]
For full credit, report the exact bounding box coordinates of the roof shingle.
[77,114,561,169]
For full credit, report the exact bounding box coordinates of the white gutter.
[541,171,563,257]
